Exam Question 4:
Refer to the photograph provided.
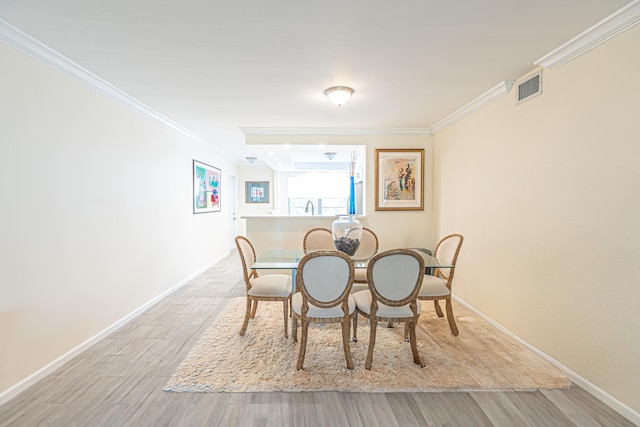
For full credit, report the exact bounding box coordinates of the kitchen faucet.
[304,200,315,215]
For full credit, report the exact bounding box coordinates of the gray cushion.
[248,274,291,297]
[352,290,421,319]
[418,275,451,298]
[370,255,422,301]
[292,292,355,318]
[300,255,351,302]
[350,283,369,294]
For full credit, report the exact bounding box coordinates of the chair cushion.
[352,290,421,319]
[248,274,291,297]
[350,283,369,294]
[292,292,355,318]
[353,268,367,283]
[418,275,451,298]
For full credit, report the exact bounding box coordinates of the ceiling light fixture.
[246,156,257,164]
[324,152,337,160]
[324,86,353,107]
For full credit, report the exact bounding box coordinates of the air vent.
[517,70,542,104]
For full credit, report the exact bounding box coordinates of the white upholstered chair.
[417,234,464,336]
[235,236,292,338]
[352,249,425,370]
[302,227,334,254]
[292,250,356,370]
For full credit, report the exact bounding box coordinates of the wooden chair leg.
[239,297,252,336]
[341,319,354,370]
[352,312,358,342]
[250,300,259,318]
[445,298,459,336]
[434,300,444,317]
[296,319,309,370]
[408,320,425,368]
[365,317,378,370]
[292,314,298,343]
[283,300,289,338]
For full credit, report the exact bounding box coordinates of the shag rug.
[163,298,570,393]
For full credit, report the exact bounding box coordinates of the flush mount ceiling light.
[324,86,353,107]
[246,156,257,164]
[324,152,337,160]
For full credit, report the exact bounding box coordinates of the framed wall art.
[374,148,424,211]
[245,181,269,203]
[193,160,221,213]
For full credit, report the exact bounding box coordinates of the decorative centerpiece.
[332,151,363,257]
[332,215,362,256]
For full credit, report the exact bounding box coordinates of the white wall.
[0,43,235,393]
[434,26,640,415]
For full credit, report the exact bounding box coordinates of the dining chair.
[302,227,334,254]
[351,227,379,292]
[235,236,292,338]
[292,250,356,370]
[352,249,425,370]
[417,234,464,336]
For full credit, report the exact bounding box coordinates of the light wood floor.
[0,252,634,426]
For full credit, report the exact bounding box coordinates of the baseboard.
[0,257,222,406]
[453,296,640,425]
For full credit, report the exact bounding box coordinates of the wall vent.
[517,70,542,104]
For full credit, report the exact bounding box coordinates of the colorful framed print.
[374,149,424,211]
[193,160,221,213]
[245,181,269,203]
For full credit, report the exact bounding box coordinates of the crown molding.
[429,1,638,133]
[240,127,431,136]
[535,0,640,69]
[0,18,221,151]
[429,80,514,134]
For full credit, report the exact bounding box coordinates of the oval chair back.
[368,249,424,307]
[235,235,257,288]
[297,250,354,309]
[433,234,464,286]
[303,227,334,254]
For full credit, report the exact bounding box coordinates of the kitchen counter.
[241,215,366,250]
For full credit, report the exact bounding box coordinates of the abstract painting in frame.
[193,160,221,213]
[375,148,424,211]
[245,181,269,203]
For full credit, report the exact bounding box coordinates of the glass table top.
[251,248,453,270]
[251,249,305,270]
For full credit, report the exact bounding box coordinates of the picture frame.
[374,148,424,211]
[193,160,221,213]
[245,181,270,203]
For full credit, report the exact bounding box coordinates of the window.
[280,171,361,216]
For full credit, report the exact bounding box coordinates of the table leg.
[291,268,296,336]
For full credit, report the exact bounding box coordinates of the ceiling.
[0,0,631,168]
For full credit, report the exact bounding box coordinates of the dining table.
[251,248,455,334]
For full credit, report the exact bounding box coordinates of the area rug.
[163,298,570,393]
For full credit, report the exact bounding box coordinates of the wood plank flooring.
[0,252,635,426]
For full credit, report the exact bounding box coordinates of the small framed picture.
[245,181,270,203]
[193,160,221,213]
[375,149,424,211]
